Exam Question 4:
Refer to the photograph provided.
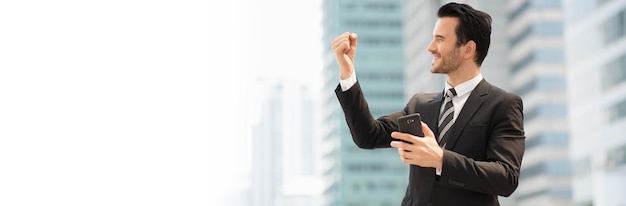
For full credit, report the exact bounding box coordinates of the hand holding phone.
[397,113,425,139]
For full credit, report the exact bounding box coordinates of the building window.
[597,0,614,6]
[358,72,403,81]
[363,2,399,11]
[524,104,567,122]
[358,36,402,46]
[517,188,571,200]
[565,0,595,23]
[513,76,566,96]
[521,161,571,179]
[508,0,561,21]
[511,49,564,74]
[601,53,626,90]
[509,0,530,21]
[347,163,387,173]
[602,9,626,45]
[606,144,626,171]
[384,181,396,190]
[608,97,626,123]
[342,2,357,11]
[510,22,563,48]
[525,132,569,149]
[344,19,402,28]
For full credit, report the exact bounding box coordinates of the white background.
[0,0,322,205]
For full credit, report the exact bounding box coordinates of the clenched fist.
[331,32,358,80]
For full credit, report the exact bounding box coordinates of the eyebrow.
[435,35,445,39]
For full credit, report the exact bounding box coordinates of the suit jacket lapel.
[424,93,443,137]
[440,79,490,149]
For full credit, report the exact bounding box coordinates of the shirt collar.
[444,73,483,97]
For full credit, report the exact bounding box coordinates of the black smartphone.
[397,113,424,137]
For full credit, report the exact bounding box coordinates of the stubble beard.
[431,47,462,74]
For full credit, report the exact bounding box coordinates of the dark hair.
[438,2,492,66]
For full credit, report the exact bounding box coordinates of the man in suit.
[331,2,525,206]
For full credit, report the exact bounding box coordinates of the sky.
[0,0,322,205]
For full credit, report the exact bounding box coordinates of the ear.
[463,40,476,60]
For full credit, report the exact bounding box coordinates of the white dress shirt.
[436,73,482,175]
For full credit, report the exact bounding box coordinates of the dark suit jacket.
[335,79,525,206]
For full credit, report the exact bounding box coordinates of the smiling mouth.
[431,56,441,66]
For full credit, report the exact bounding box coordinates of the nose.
[427,39,436,53]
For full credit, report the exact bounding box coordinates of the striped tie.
[438,88,457,142]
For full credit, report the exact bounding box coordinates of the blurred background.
[1,0,625,206]
[244,0,626,206]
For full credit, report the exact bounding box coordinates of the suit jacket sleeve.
[335,82,406,149]
[440,94,525,197]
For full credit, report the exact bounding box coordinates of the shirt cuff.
[339,70,357,92]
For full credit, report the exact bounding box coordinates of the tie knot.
[445,88,457,98]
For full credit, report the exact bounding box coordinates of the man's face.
[428,17,463,74]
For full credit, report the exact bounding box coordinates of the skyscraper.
[251,81,284,206]
[563,0,626,205]
[321,0,406,205]
[506,0,571,205]
[251,79,321,206]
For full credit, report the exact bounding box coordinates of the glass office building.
[506,0,572,205]
[251,80,321,206]
[251,82,285,206]
[321,0,406,205]
[563,0,626,205]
